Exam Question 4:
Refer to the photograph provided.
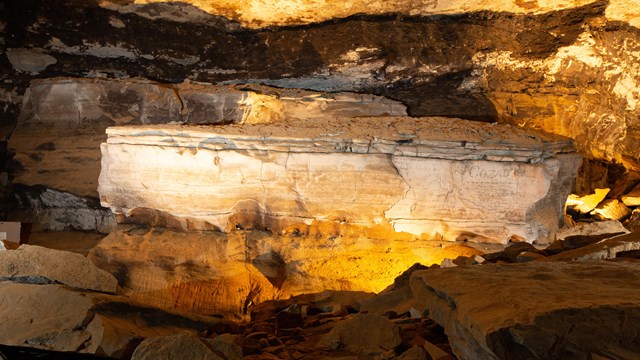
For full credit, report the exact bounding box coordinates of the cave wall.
[1,0,639,181]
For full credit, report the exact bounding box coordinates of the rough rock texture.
[410,261,640,360]
[9,78,405,199]
[99,117,580,244]
[316,313,402,352]
[621,183,640,206]
[131,334,240,360]
[0,282,219,357]
[89,226,484,317]
[555,219,629,240]
[8,185,115,233]
[3,0,640,182]
[543,231,640,261]
[0,244,117,293]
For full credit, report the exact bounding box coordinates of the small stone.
[625,209,640,233]
[440,258,457,268]
[565,188,610,214]
[621,184,640,207]
[590,199,632,221]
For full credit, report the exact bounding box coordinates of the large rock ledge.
[410,260,640,360]
[98,117,581,244]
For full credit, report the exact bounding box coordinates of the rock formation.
[98,117,580,244]
[410,259,640,359]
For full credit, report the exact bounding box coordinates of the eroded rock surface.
[10,78,405,198]
[99,117,580,244]
[410,261,640,360]
[0,244,117,293]
[0,282,220,358]
[88,226,484,317]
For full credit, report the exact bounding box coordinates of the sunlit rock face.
[98,117,580,244]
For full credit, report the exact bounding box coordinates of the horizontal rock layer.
[410,260,640,359]
[98,117,581,244]
[9,78,404,198]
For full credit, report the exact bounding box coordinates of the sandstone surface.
[410,261,640,360]
[88,226,483,317]
[0,244,117,293]
[316,313,401,352]
[0,282,219,357]
[99,117,580,244]
[621,184,640,206]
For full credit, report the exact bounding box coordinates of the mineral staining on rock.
[99,117,580,244]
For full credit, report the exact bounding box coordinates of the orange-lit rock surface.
[99,117,580,244]
[88,226,484,317]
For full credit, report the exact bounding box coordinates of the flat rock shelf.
[98,116,581,244]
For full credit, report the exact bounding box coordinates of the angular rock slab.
[10,77,405,198]
[99,117,580,244]
[410,261,640,360]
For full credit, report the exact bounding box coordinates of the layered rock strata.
[98,117,581,244]
[410,260,640,360]
[10,78,405,199]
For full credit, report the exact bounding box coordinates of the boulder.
[131,334,240,360]
[410,261,640,360]
[590,199,632,221]
[98,116,581,244]
[316,313,401,352]
[0,282,219,357]
[626,208,640,233]
[621,183,640,207]
[565,188,609,214]
[0,244,117,293]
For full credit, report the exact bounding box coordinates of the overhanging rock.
[98,117,581,244]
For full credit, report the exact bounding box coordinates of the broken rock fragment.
[99,116,581,244]
[410,260,640,360]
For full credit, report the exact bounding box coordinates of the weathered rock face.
[98,117,580,244]
[88,226,484,317]
[9,78,405,199]
[410,260,640,360]
[0,244,118,293]
[3,0,640,181]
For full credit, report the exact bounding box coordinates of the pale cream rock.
[0,245,118,293]
[99,117,580,244]
[410,261,640,360]
[621,183,640,207]
[565,188,609,214]
[590,199,631,221]
[11,78,404,197]
[103,0,599,28]
[606,0,640,28]
[555,219,629,240]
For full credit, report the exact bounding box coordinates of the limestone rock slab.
[10,78,404,198]
[410,261,640,360]
[0,244,117,293]
[99,117,581,244]
[542,231,640,261]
